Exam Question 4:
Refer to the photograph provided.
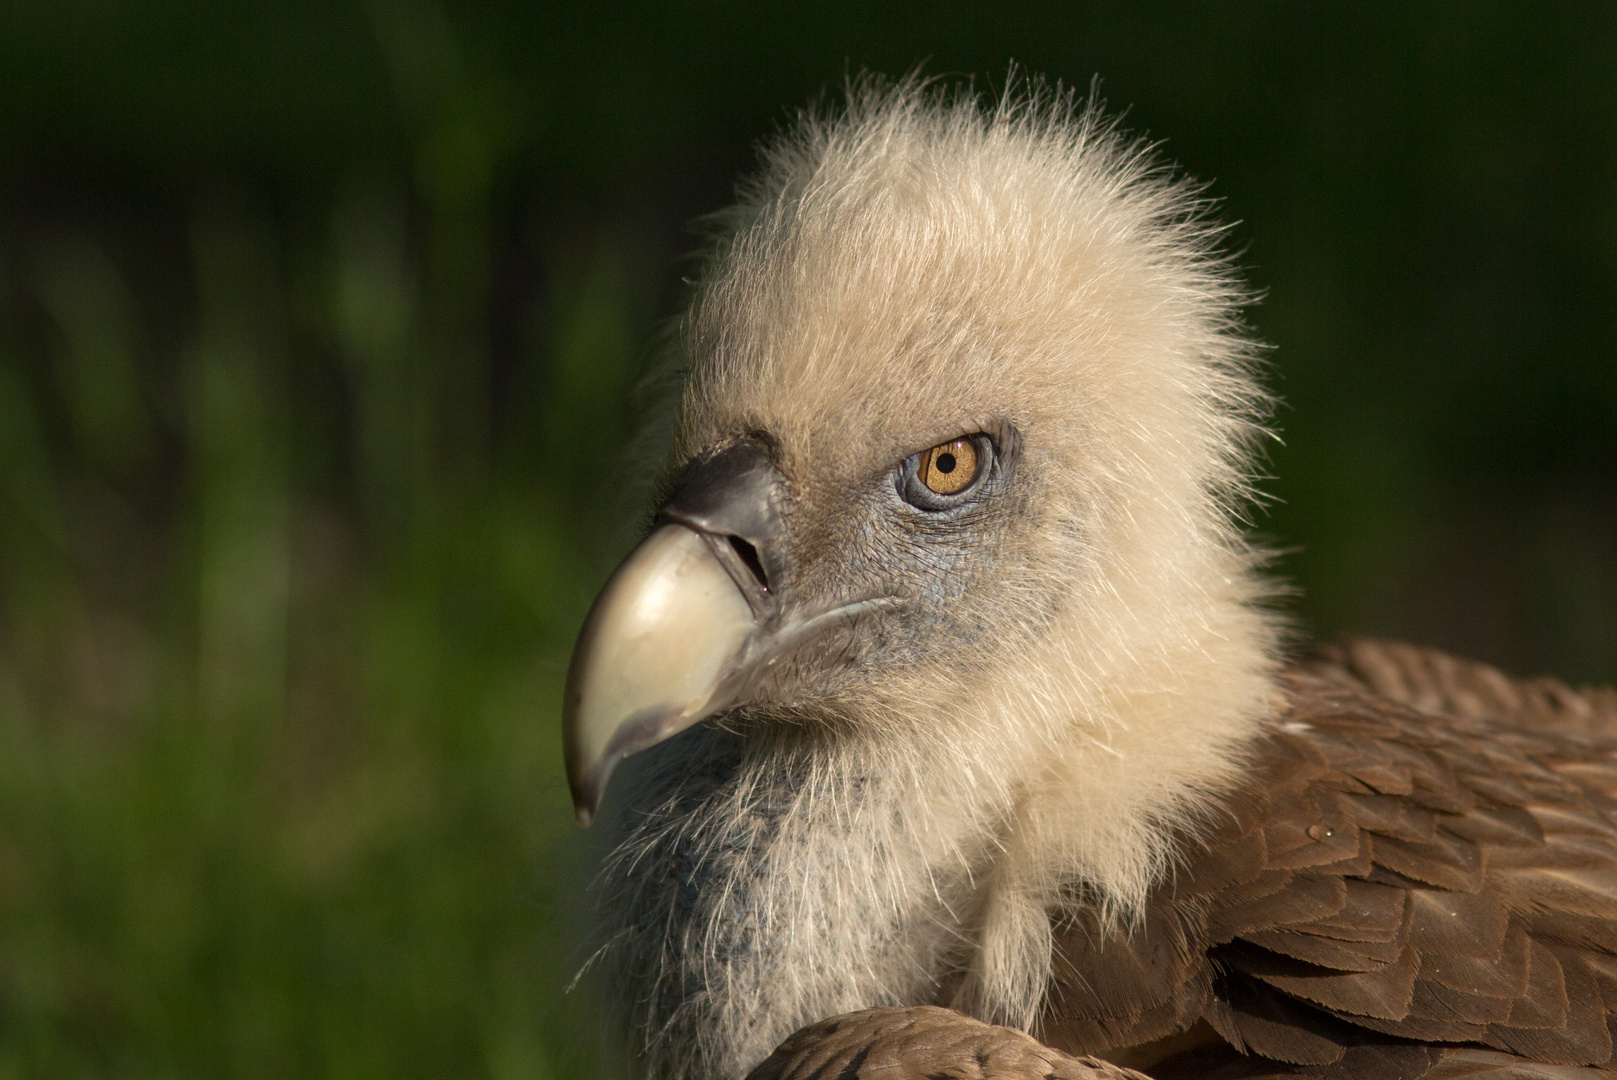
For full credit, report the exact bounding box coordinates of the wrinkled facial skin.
[711,421,1036,718]
[563,397,1052,821]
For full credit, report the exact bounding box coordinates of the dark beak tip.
[566,769,598,828]
[568,755,614,829]
[569,779,595,827]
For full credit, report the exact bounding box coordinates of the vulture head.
[565,78,1285,1078]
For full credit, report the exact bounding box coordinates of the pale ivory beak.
[562,524,755,826]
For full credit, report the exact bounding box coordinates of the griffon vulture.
[560,77,1617,1080]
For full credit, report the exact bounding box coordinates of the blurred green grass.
[0,195,616,1076]
[0,2,1614,1077]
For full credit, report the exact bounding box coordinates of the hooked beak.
[563,442,788,826]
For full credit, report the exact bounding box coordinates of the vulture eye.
[899,433,995,511]
[919,438,978,495]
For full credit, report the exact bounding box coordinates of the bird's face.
[563,384,1053,825]
[563,104,1259,824]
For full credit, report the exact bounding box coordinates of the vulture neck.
[592,566,1279,1078]
[592,718,1004,1080]
[960,569,1282,1030]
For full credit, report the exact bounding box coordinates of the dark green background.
[0,3,1613,1076]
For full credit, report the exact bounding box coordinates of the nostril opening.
[727,535,770,593]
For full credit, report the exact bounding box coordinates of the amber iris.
[918,437,979,495]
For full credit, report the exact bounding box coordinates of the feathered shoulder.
[1039,641,1617,1078]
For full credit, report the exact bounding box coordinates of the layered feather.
[1035,660,1617,1078]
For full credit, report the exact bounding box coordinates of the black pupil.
[936,452,957,474]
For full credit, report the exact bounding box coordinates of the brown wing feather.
[1304,639,1617,736]
[1039,664,1617,1079]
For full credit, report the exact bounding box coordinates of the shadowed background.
[0,2,1613,1076]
